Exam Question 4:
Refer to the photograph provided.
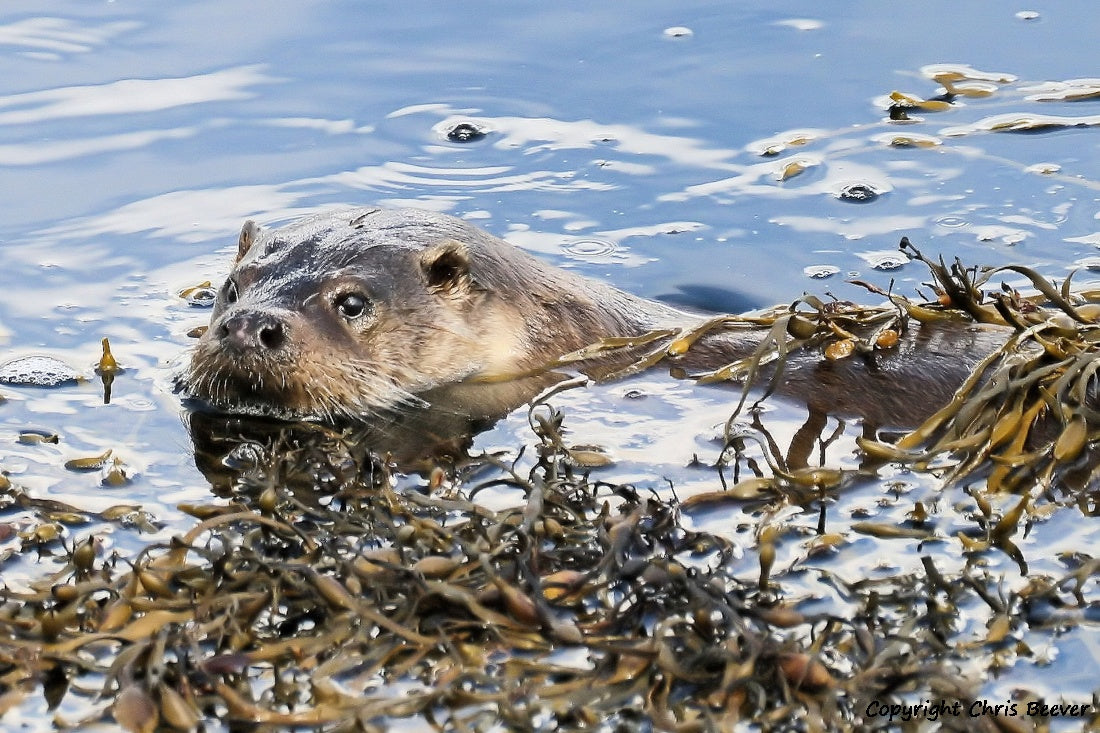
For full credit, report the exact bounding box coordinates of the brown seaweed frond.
[860,239,1100,491]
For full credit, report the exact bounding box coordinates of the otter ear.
[421,239,471,294]
[235,220,261,262]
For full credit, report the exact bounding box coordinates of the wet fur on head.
[183,207,641,422]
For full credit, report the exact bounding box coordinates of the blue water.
[2,1,1100,728]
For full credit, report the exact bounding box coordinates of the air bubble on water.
[0,356,81,386]
[837,183,879,203]
[446,122,487,143]
[663,26,694,38]
[1026,162,1061,175]
[563,239,617,258]
[936,216,968,229]
[860,252,907,271]
[803,265,840,280]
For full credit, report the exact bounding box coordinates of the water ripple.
[0,16,140,58]
[0,65,275,125]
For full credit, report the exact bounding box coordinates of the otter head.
[185,208,530,422]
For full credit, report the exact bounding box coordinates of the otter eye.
[335,293,369,320]
[224,279,239,304]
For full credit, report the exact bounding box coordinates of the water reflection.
[0,128,198,166]
[0,65,274,126]
[22,65,1100,275]
[0,16,140,58]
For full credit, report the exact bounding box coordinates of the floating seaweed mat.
[0,419,1001,732]
[1,404,1095,731]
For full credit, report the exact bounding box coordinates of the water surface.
[2,1,1099,728]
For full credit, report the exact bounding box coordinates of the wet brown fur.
[185,207,1010,429]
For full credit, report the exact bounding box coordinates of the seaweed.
[2,244,1099,730]
[566,237,1100,493]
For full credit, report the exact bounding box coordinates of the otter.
[184,207,1011,435]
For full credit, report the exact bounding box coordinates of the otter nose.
[218,312,287,352]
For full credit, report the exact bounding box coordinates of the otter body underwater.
[184,207,1010,433]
